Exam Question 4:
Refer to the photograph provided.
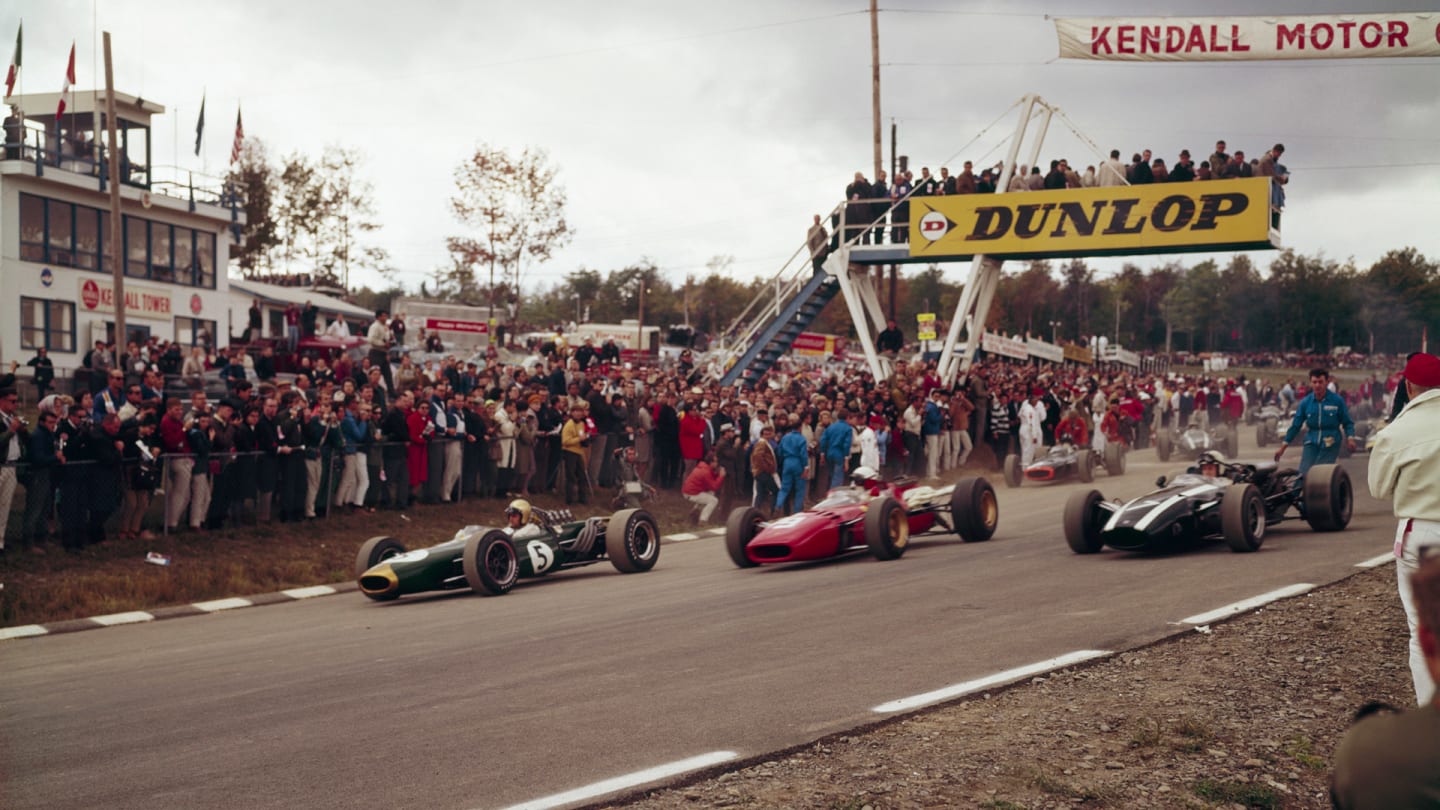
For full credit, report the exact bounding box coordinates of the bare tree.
[447,144,573,324]
[225,138,280,277]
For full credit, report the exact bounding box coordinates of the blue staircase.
[720,270,841,388]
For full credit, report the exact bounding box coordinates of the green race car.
[355,506,661,601]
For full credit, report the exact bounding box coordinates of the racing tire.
[950,476,999,543]
[864,496,909,560]
[1076,449,1095,484]
[725,506,764,568]
[606,508,660,573]
[1003,454,1022,488]
[355,536,406,579]
[1221,483,1266,553]
[462,530,519,596]
[1063,489,1106,554]
[1104,442,1126,476]
[1156,433,1172,462]
[1304,464,1353,532]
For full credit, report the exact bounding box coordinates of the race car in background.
[724,469,998,568]
[1062,452,1352,556]
[1156,422,1238,462]
[355,506,660,600]
[1002,441,1126,488]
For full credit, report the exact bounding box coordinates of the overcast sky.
[10,0,1440,296]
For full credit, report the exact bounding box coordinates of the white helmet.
[850,466,880,484]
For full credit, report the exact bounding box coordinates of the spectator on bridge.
[1169,149,1195,182]
[1208,140,1230,179]
[955,160,977,194]
[1080,165,1097,187]
[870,170,890,242]
[1129,153,1154,184]
[1043,160,1067,190]
[845,171,871,244]
[1151,158,1169,183]
[914,167,938,196]
[1098,150,1127,186]
[890,172,912,243]
[807,214,829,273]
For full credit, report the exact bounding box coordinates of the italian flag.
[3,22,19,100]
[55,42,74,122]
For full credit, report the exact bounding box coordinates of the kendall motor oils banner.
[1053,13,1440,61]
[907,177,1275,261]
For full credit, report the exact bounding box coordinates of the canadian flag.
[55,42,74,122]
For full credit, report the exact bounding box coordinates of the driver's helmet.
[505,498,532,525]
[1197,452,1223,477]
[850,465,881,485]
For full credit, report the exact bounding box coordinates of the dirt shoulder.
[604,564,1412,810]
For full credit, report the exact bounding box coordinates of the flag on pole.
[230,106,244,163]
[194,92,205,156]
[3,22,19,99]
[55,41,74,122]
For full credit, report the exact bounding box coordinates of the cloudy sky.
[9,0,1440,296]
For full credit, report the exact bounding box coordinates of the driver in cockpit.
[1188,452,1227,483]
[850,465,884,496]
[504,499,539,535]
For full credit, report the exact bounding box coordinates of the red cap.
[1404,352,1440,388]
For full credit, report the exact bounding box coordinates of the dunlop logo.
[907,177,1276,260]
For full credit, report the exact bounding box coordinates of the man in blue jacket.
[1274,368,1355,479]
[922,390,946,479]
[776,414,810,516]
[820,409,858,490]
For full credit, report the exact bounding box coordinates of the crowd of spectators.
[0,290,1408,554]
[836,140,1290,245]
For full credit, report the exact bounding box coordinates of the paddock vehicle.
[724,473,998,568]
[1003,441,1125,488]
[355,508,660,600]
[1156,422,1238,462]
[1253,404,1288,447]
[1062,453,1352,555]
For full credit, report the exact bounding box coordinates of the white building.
[1,89,241,378]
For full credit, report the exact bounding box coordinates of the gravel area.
[602,563,1411,810]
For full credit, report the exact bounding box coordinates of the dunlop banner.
[1054,13,1440,61]
[908,177,1275,261]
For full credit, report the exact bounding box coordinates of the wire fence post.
[161,456,170,538]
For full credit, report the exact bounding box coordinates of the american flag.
[230,107,244,163]
[54,42,74,122]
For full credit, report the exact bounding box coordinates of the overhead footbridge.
[719,94,1282,388]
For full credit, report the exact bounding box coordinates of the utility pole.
[637,275,647,355]
[102,33,125,365]
[870,0,881,180]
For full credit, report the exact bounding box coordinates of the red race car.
[724,468,999,568]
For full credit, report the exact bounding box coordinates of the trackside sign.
[907,177,1275,261]
[1053,13,1440,61]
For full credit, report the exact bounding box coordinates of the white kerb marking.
[1179,583,1315,626]
[495,750,737,810]
[665,532,700,542]
[194,597,254,612]
[91,611,155,626]
[1356,553,1395,569]
[872,650,1112,714]
[0,625,48,641]
[281,585,336,600]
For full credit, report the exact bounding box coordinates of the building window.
[125,215,148,279]
[99,210,115,272]
[46,198,74,266]
[19,194,45,261]
[195,231,216,288]
[175,317,216,350]
[74,206,100,270]
[20,297,77,353]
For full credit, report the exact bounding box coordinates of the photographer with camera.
[561,402,592,505]
[0,388,27,553]
[118,414,161,540]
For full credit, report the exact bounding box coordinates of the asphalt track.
[0,430,1397,810]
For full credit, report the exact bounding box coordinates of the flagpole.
[103,32,126,368]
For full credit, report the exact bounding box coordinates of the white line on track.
[281,585,337,599]
[0,624,48,641]
[1356,553,1396,569]
[872,650,1112,714]
[1178,583,1315,626]
[194,597,254,612]
[91,611,155,626]
[665,532,700,542]
[495,751,738,810]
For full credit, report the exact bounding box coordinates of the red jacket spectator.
[679,410,706,461]
[682,460,724,497]
[406,407,430,484]
[1055,414,1089,446]
[159,414,191,454]
[1222,388,1245,421]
